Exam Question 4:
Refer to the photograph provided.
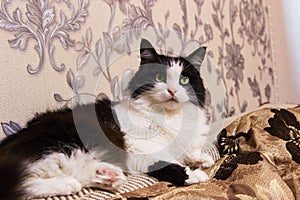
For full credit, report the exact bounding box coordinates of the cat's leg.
[62,149,127,191]
[146,161,210,185]
[130,152,210,186]
[24,176,82,198]
[26,150,126,198]
[56,149,127,191]
[23,152,84,198]
[183,149,215,184]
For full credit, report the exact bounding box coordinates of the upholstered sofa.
[1,0,299,199]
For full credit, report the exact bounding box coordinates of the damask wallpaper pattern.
[0,0,275,136]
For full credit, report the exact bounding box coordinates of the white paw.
[184,167,209,185]
[189,150,215,168]
[91,163,126,191]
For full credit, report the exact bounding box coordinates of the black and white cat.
[0,39,214,199]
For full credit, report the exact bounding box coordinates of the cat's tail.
[0,158,28,200]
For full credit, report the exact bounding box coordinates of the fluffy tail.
[0,158,27,200]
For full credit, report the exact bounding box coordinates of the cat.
[0,39,214,199]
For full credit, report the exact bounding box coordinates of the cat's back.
[0,107,81,160]
[0,98,125,161]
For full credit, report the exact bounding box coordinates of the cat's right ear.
[140,39,158,65]
[186,46,207,70]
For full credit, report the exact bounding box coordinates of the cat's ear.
[140,39,158,65]
[186,46,207,70]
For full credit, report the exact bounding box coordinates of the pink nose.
[167,88,176,96]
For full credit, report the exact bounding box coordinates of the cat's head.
[127,39,207,111]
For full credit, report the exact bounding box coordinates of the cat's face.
[127,39,207,111]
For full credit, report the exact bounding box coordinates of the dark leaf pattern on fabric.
[214,152,262,180]
[286,142,300,164]
[218,129,251,156]
[264,109,300,164]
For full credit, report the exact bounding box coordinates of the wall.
[270,0,300,103]
[0,0,287,137]
[281,0,300,102]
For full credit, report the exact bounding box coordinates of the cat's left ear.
[186,46,207,70]
[140,39,158,65]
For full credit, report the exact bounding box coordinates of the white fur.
[185,167,209,184]
[114,60,214,180]
[23,149,126,199]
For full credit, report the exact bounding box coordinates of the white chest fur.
[114,98,210,172]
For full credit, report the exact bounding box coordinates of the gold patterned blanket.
[36,105,300,200]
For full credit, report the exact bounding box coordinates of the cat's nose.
[167,88,177,96]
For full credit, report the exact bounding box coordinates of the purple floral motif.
[225,42,245,90]
[0,0,89,74]
[54,68,88,107]
[240,0,266,56]
[212,0,273,116]
[1,121,22,136]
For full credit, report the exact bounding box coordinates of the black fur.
[0,158,27,200]
[0,99,125,161]
[0,98,126,199]
[128,63,166,98]
[128,39,206,107]
[181,62,206,107]
[147,161,188,186]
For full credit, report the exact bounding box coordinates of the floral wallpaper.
[0,0,275,136]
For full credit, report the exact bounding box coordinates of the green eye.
[155,73,165,82]
[180,76,189,85]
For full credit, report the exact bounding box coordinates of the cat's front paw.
[91,163,127,191]
[188,150,214,168]
[184,167,209,185]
